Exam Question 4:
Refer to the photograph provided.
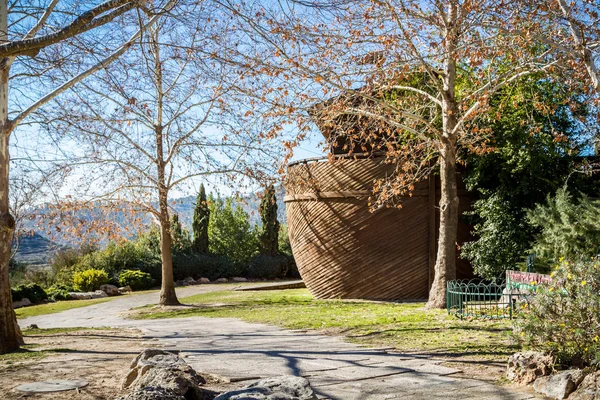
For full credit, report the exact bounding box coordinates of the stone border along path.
[20,285,539,400]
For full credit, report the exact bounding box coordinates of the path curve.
[20,285,538,400]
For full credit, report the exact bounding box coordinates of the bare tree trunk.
[158,199,179,306]
[426,140,459,309]
[0,61,22,353]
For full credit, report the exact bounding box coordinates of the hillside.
[14,191,287,266]
[13,232,68,268]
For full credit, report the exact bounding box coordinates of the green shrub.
[247,254,290,279]
[46,284,72,301]
[72,269,109,292]
[284,255,300,279]
[173,253,238,281]
[119,270,155,291]
[528,189,600,267]
[51,244,98,286]
[514,259,600,367]
[11,283,48,304]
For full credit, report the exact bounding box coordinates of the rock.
[118,387,186,400]
[13,298,31,308]
[214,376,317,400]
[122,349,205,400]
[198,278,210,284]
[174,280,188,287]
[507,351,553,385]
[215,278,228,283]
[232,277,247,282]
[119,286,133,293]
[568,371,599,400]
[26,324,39,330]
[184,277,196,285]
[69,292,92,300]
[100,284,119,296]
[93,290,108,298]
[534,369,585,399]
[68,291,108,300]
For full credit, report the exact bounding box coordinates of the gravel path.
[20,285,538,400]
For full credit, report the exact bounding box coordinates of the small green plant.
[514,259,600,367]
[72,269,109,292]
[45,284,73,301]
[118,270,154,291]
[11,283,48,304]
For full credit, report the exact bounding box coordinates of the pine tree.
[192,184,210,254]
[259,186,280,256]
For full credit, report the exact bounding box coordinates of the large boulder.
[214,376,317,400]
[568,371,600,400]
[507,351,553,385]
[100,284,119,296]
[122,349,205,400]
[198,278,210,284]
[534,369,585,399]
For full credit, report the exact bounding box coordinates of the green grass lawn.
[131,289,518,360]
[15,297,112,319]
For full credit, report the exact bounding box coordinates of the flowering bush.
[514,259,600,367]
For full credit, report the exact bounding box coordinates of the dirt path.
[15,285,539,400]
[0,329,145,400]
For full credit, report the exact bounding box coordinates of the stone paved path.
[20,286,538,400]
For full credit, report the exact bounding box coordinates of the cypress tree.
[193,184,210,254]
[259,185,280,256]
[170,212,187,252]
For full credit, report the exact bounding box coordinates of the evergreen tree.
[170,213,191,253]
[259,186,280,256]
[529,188,600,265]
[208,196,258,264]
[192,184,210,254]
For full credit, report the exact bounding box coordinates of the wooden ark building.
[284,98,474,301]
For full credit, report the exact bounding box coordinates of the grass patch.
[131,289,518,360]
[16,297,112,319]
[22,327,108,336]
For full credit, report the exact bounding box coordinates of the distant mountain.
[13,232,68,268]
[14,190,287,266]
[171,190,286,227]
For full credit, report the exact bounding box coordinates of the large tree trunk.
[158,206,179,306]
[426,141,459,309]
[0,60,23,353]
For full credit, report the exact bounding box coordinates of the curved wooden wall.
[284,156,473,301]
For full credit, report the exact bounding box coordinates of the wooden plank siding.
[285,156,474,301]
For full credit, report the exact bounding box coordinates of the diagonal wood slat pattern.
[285,157,473,301]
